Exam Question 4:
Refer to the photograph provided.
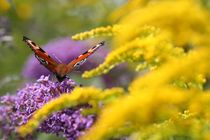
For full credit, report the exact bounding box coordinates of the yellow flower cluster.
[115,0,210,46]
[81,87,210,140]
[129,47,210,92]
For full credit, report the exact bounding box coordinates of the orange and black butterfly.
[23,36,104,82]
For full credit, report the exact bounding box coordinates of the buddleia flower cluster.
[0,76,95,140]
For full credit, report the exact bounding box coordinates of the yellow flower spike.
[82,39,140,78]
[71,25,119,40]
[79,87,191,140]
[100,87,125,99]
[129,47,210,92]
[83,31,171,78]
[0,0,10,12]
[18,87,125,137]
[114,0,210,46]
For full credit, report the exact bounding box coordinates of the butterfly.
[23,36,104,82]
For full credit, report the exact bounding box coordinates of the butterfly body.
[54,63,73,81]
[23,36,104,82]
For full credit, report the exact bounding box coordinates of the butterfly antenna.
[52,54,63,64]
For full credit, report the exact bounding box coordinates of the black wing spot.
[35,54,48,65]
[74,59,87,68]
[92,46,97,50]
[31,42,36,46]
[39,48,46,53]
[82,51,88,55]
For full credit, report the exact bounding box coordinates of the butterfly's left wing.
[23,36,59,74]
[67,41,105,71]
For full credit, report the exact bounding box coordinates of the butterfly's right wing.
[67,41,105,72]
[23,36,59,74]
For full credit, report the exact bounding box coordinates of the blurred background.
[2,0,210,140]
[0,0,130,96]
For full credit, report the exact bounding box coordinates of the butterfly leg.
[56,74,67,82]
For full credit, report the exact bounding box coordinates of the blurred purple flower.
[22,38,107,79]
[0,75,95,140]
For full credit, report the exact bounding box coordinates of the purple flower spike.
[0,76,95,140]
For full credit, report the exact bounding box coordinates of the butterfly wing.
[23,36,59,74]
[67,41,105,71]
